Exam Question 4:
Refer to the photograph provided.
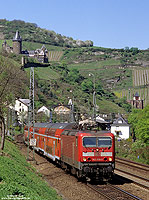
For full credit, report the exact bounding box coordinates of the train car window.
[98,137,112,147]
[24,126,28,130]
[62,130,69,135]
[46,128,56,136]
[83,137,96,147]
[69,131,76,136]
[34,128,39,133]
[45,128,50,135]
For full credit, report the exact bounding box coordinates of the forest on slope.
[0,19,93,47]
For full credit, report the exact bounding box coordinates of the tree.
[81,79,93,93]
[0,55,27,150]
[116,97,132,112]
[67,69,83,83]
[96,82,105,96]
[128,105,149,143]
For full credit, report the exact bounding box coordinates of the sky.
[0,0,149,49]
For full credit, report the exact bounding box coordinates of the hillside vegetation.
[0,137,61,200]
[0,19,93,47]
[115,105,149,164]
[0,19,149,116]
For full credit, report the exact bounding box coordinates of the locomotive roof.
[34,122,76,129]
[62,129,112,136]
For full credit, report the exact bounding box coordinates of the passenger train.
[24,123,115,181]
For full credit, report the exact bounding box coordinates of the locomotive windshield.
[83,137,96,147]
[83,136,112,147]
[98,137,112,147]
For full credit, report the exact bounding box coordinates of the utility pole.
[89,73,96,121]
[27,67,35,161]
[70,90,75,122]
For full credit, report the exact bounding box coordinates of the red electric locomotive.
[24,123,115,181]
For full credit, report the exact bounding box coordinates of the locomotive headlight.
[83,157,87,162]
[109,158,112,161]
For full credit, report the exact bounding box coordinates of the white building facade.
[14,99,29,113]
[37,106,51,117]
[11,99,30,123]
[111,116,130,139]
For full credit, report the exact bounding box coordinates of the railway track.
[115,157,149,189]
[87,182,142,200]
[13,135,148,199]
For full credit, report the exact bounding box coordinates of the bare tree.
[0,55,27,151]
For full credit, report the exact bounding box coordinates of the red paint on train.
[24,123,115,181]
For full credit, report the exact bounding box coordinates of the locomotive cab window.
[83,136,112,147]
[98,137,112,147]
[83,137,96,147]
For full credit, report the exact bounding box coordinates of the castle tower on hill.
[2,30,48,63]
[12,31,22,54]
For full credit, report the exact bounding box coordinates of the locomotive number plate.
[94,152,100,156]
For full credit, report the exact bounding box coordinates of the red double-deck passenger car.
[24,123,115,181]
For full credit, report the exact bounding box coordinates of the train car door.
[44,138,46,152]
[37,136,39,149]
[53,140,55,158]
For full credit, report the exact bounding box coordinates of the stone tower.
[13,31,22,54]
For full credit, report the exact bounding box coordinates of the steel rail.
[115,168,149,190]
[115,158,149,171]
[107,183,142,200]
[115,168,149,182]
[87,182,142,200]
[116,157,149,168]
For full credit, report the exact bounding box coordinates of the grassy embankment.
[0,138,61,200]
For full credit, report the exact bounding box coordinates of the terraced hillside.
[48,51,63,61]
[114,87,149,106]
[133,69,149,87]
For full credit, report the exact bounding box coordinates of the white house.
[37,106,50,117]
[9,98,30,123]
[111,116,130,139]
[14,99,30,113]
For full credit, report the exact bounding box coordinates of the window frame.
[82,136,112,148]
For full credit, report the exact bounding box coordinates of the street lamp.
[89,73,96,121]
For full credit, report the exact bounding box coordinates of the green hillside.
[0,137,61,200]
[0,19,93,48]
[0,19,149,118]
[1,43,148,116]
